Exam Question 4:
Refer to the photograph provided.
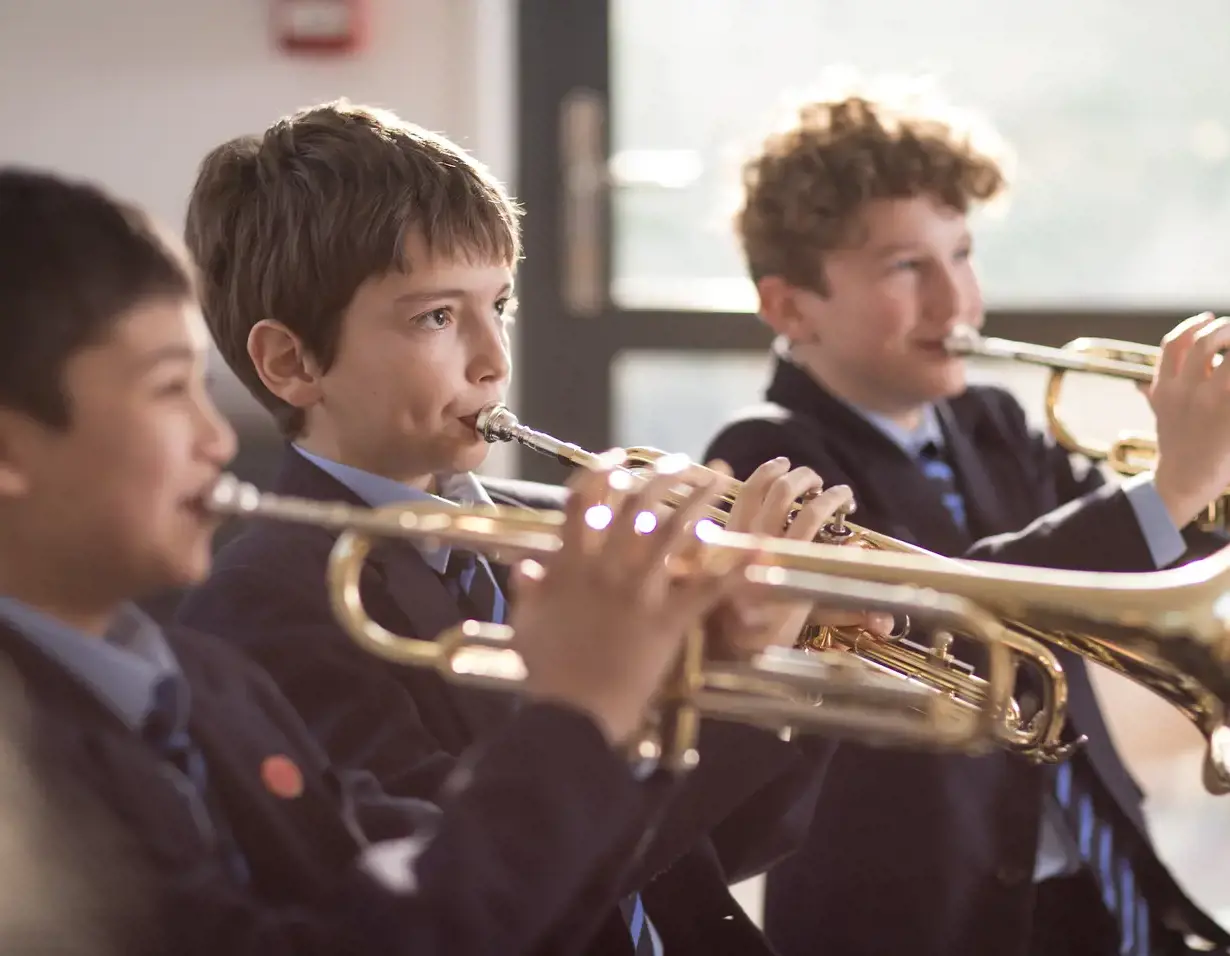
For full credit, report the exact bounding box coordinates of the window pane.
[612,351,772,459]
[611,0,1230,311]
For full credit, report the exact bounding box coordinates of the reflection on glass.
[611,0,1230,310]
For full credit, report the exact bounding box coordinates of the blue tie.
[918,441,968,531]
[145,677,251,886]
[442,549,507,624]
[1053,760,1151,955]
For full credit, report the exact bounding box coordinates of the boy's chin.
[916,364,968,402]
[450,440,492,474]
[154,539,216,592]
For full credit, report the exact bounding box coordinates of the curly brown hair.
[185,100,521,438]
[736,92,1009,293]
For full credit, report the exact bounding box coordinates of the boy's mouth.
[915,338,963,358]
[182,478,223,522]
[457,412,491,440]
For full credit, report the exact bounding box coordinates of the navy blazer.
[704,356,1228,956]
[0,617,669,956]
[177,445,837,956]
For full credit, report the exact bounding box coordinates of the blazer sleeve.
[965,393,1175,573]
[151,702,649,956]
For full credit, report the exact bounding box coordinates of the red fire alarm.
[273,0,366,55]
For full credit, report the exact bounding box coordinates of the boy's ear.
[247,320,325,410]
[0,412,34,499]
[755,276,819,345]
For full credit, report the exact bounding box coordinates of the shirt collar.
[0,598,183,732]
[855,403,945,459]
[292,446,493,574]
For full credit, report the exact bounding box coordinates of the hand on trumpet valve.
[506,450,759,746]
[703,457,893,660]
[1146,311,1230,528]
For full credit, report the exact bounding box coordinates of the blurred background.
[2,0,1228,931]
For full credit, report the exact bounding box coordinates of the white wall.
[0,0,518,472]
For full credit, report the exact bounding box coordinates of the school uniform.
[0,597,667,956]
[704,350,1230,956]
[177,443,837,956]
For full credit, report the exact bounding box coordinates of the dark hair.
[737,92,1008,293]
[185,99,522,438]
[0,167,196,428]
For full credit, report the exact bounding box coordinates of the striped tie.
[619,892,661,955]
[1053,760,1151,956]
[918,441,968,531]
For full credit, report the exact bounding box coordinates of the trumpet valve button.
[929,631,955,661]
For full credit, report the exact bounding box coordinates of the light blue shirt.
[294,446,509,626]
[0,598,184,733]
[294,446,493,574]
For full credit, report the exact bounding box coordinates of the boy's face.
[0,298,237,605]
[764,194,983,421]
[304,231,515,485]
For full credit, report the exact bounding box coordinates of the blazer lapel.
[273,446,517,740]
[183,667,363,901]
[934,400,1016,542]
[0,624,340,891]
[766,359,972,555]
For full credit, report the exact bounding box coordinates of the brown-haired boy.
[176,100,882,956]
[705,87,1230,956]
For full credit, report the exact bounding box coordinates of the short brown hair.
[736,90,1008,293]
[185,100,522,437]
[0,168,196,429]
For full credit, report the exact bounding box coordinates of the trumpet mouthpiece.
[943,325,981,355]
[474,403,518,442]
[204,472,259,515]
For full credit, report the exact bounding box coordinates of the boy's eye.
[156,379,191,397]
[496,296,519,324]
[415,308,453,330]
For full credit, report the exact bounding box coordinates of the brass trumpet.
[706,526,1230,795]
[944,325,1229,531]
[205,474,1018,772]
[943,324,1155,459]
[474,403,1076,763]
